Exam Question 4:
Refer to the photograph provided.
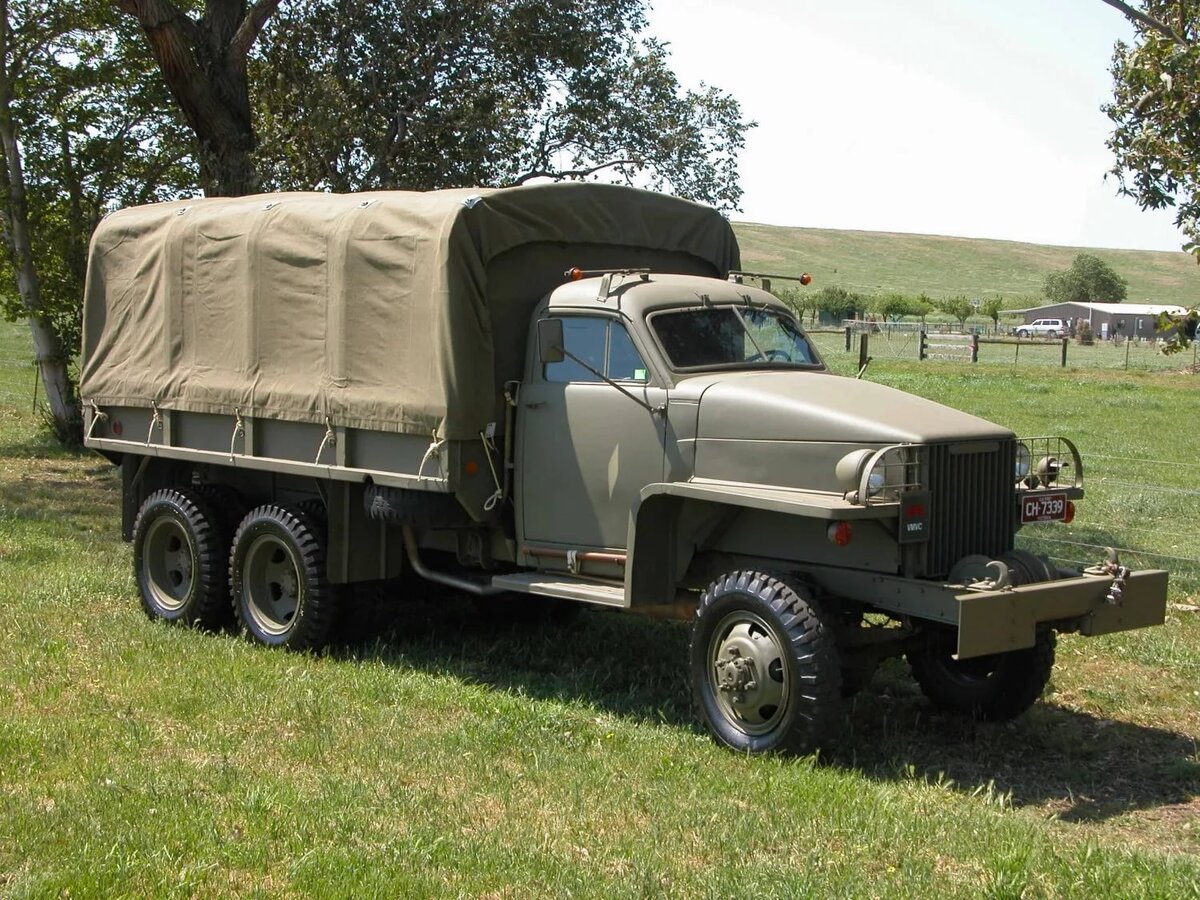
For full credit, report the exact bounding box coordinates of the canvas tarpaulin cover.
[80,183,740,439]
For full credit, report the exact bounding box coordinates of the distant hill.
[732,222,1199,308]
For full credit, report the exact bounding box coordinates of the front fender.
[625,480,895,608]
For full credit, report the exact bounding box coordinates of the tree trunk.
[0,4,80,439]
[0,117,81,438]
[115,0,281,196]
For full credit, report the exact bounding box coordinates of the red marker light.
[827,521,853,546]
[1063,501,1075,524]
[568,267,584,281]
[111,420,123,436]
[464,460,479,475]
[799,273,813,286]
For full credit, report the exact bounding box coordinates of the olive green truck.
[81,184,1168,754]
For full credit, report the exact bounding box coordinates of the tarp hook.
[314,416,336,465]
[146,401,162,446]
[230,409,245,461]
[85,400,109,442]
[417,429,445,479]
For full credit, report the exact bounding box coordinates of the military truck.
[81,184,1168,754]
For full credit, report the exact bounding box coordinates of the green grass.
[2,318,1199,896]
[735,222,1200,307]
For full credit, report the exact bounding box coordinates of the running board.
[489,572,627,608]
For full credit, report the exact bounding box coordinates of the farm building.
[1012,301,1190,339]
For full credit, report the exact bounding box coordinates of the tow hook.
[1085,548,1130,605]
[1103,548,1130,606]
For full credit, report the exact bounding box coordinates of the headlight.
[837,445,923,503]
[866,471,886,497]
[1015,443,1032,480]
[835,449,875,493]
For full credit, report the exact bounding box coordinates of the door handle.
[524,401,546,409]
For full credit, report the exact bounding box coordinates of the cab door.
[517,314,666,552]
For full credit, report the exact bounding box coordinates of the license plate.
[1021,492,1069,524]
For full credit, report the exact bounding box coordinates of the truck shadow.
[336,591,1199,826]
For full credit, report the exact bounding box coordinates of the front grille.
[925,440,1016,577]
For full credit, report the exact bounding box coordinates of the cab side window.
[545,317,648,384]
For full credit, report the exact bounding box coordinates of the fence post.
[858,333,869,370]
[844,326,852,352]
[1125,337,1131,370]
[1060,337,1068,368]
[919,330,927,361]
[971,333,980,363]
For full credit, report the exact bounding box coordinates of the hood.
[684,370,1012,445]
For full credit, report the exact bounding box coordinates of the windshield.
[649,306,820,370]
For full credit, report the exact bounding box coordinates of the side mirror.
[537,318,565,364]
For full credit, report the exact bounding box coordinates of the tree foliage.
[934,295,974,328]
[1102,0,1200,256]
[1,0,193,438]
[1043,252,1128,303]
[252,0,750,209]
[979,296,1005,333]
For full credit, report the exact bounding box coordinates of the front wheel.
[230,505,338,651]
[690,571,841,755]
[1017,329,1030,339]
[907,630,1055,721]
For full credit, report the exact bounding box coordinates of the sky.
[646,0,1187,252]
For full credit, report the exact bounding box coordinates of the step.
[489,572,627,608]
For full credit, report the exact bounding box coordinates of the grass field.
[2,319,1198,896]
[735,222,1200,307]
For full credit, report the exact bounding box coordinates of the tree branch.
[508,159,640,185]
[1099,0,1189,46]
[227,0,283,61]
[112,0,202,44]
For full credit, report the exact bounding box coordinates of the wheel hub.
[709,614,788,733]
[715,648,758,701]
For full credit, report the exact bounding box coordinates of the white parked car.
[1016,318,1065,338]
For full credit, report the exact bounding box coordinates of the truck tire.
[230,504,338,651]
[690,571,841,755]
[132,487,229,629]
[192,482,251,625]
[908,629,1056,721]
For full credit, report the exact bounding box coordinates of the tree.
[980,296,1005,334]
[1043,252,1128,303]
[776,286,819,325]
[0,1,194,440]
[112,0,281,196]
[1102,1,1200,257]
[252,0,749,209]
[935,295,974,329]
[814,285,861,324]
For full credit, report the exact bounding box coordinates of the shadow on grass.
[332,588,1199,825]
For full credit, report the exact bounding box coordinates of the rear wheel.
[908,629,1055,721]
[690,571,841,755]
[230,504,338,651]
[132,487,228,629]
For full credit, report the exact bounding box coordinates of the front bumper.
[805,564,1168,659]
[955,568,1168,658]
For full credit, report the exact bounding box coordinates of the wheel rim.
[242,532,302,636]
[707,609,789,736]
[142,516,195,612]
